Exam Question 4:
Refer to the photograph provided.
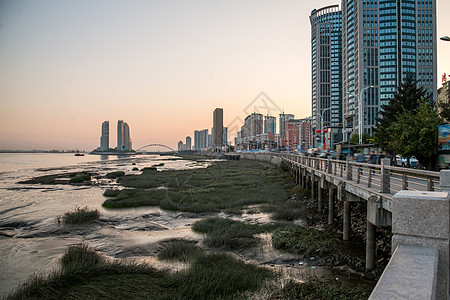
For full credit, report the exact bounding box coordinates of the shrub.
[105,171,125,179]
[60,244,103,272]
[103,189,121,197]
[57,207,100,224]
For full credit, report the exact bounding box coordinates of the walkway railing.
[281,154,440,195]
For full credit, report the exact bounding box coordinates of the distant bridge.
[135,144,177,152]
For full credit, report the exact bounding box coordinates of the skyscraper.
[212,108,223,150]
[279,113,294,137]
[341,0,437,138]
[117,120,132,151]
[100,121,109,150]
[194,129,209,150]
[310,5,342,147]
[264,115,276,134]
[185,136,191,151]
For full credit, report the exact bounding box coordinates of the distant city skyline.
[0,0,449,150]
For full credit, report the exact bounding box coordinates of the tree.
[374,76,426,153]
[385,100,440,169]
[438,84,450,121]
[350,133,372,144]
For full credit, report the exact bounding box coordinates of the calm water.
[0,153,209,297]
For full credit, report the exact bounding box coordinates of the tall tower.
[341,0,437,138]
[310,5,342,147]
[100,121,109,150]
[212,108,223,150]
[264,115,276,134]
[279,113,294,137]
[117,120,124,151]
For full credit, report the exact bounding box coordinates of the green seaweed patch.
[105,171,125,179]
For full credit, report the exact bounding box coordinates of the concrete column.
[328,188,335,225]
[318,185,323,212]
[380,158,391,194]
[366,221,376,270]
[343,200,351,241]
[346,156,352,180]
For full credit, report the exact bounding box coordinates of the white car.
[395,156,419,167]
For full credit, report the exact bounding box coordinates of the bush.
[157,240,201,262]
[272,226,339,256]
[103,189,121,197]
[60,244,103,272]
[105,171,125,179]
[69,174,91,183]
[57,207,100,224]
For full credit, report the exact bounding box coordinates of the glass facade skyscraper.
[342,0,436,137]
[310,5,343,147]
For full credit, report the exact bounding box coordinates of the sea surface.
[0,153,209,297]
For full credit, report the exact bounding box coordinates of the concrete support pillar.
[380,158,391,194]
[328,188,335,225]
[318,185,323,213]
[366,220,376,270]
[343,200,351,241]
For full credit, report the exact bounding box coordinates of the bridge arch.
[135,144,177,152]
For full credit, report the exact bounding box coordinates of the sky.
[0,0,449,151]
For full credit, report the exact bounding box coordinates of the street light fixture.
[317,107,331,150]
[440,36,450,41]
[358,85,374,144]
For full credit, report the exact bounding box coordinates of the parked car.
[395,156,419,167]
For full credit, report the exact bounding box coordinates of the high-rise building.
[279,113,294,137]
[194,129,209,150]
[100,121,109,150]
[223,127,228,146]
[185,136,191,151]
[341,0,437,138]
[117,120,132,151]
[212,108,223,150]
[117,120,124,151]
[178,141,184,152]
[310,5,342,147]
[264,115,276,134]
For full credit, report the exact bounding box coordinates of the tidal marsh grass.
[105,171,125,179]
[269,279,372,299]
[104,160,292,214]
[272,226,339,256]
[69,173,91,184]
[9,244,273,299]
[103,189,121,197]
[57,207,99,224]
[193,218,287,250]
[157,240,201,262]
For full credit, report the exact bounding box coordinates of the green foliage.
[350,133,372,144]
[374,76,426,153]
[272,226,339,257]
[9,244,272,300]
[103,189,121,197]
[192,218,286,250]
[103,160,291,214]
[69,173,91,183]
[438,85,450,121]
[270,279,372,300]
[57,207,100,224]
[60,244,103,272]
[385,100,440,169]
[105,171,125,179]
[157,240,201,262]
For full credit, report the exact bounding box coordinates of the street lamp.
[440,36,450,41]
[316,107,331,150]
[358,85,374,144]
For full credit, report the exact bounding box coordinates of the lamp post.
[358,85,374,144]
[317,107,331,150]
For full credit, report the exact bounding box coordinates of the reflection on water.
[0,154,209,297]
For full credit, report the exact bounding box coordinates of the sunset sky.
[1,0,449,151]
